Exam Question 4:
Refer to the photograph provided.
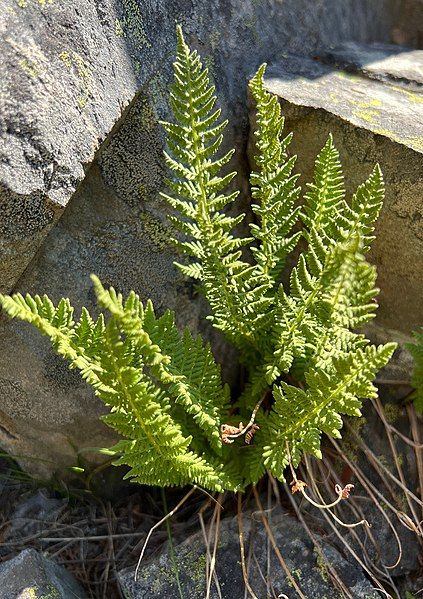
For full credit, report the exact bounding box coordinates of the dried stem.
[134,486,196,581]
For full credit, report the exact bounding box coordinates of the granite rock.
[0,548,86,599]
[118,508,379,598]
[321,41,423,88]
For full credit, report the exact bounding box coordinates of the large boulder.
[0,0,419,475]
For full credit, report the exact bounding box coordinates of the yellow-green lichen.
[209,30,221,51]
[140,212,174,252]
[371,127,421,151]
[244,15,261,44]
[59,50,91,109]
[146,74,167,112]
[350,98,382,108]
[387,83,423,104]
[404,136,423,152]
[115,18,125,37]
[353,109,380,123]
[119,0,151,48]
[10,40,46,80]
[15,0,54,7]
[336,71,361,82]
[23,586,61,599]
[204,55,216,80]
[19,57,41,78]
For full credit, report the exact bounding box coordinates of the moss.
[341,415,366,463]
[377,454,390,469]
[292,567,303,580]
[191,552,207,583]
[383,402,403,424]
[391,487,408,511]
[313,547,329,583]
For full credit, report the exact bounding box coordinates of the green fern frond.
[248,64,301,286]
[302,134,345,238]
[0,279,240,491]
[266,142,386,382]
[160,27,272,356]
[261,342,396,480]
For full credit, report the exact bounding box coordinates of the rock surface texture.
[0,0,420,474]
[0,548,86,598]
[249,44,423,334]
[118,508,380,598]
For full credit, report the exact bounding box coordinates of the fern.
[407,329,423,413]
[0,27,396,492]
[0,279,239,491]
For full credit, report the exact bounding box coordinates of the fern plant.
[0,26,395,492]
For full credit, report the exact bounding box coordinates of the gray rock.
[250,48,423,335]
[0,548,86,598]
[4,489,67,542]
[0,0,414,476]
[321,42,423,88]
[118,508,378,598]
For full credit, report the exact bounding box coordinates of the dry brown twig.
[220,396,264,445]
[286,442,370,528]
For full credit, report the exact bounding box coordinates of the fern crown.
[0,26,395,491]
